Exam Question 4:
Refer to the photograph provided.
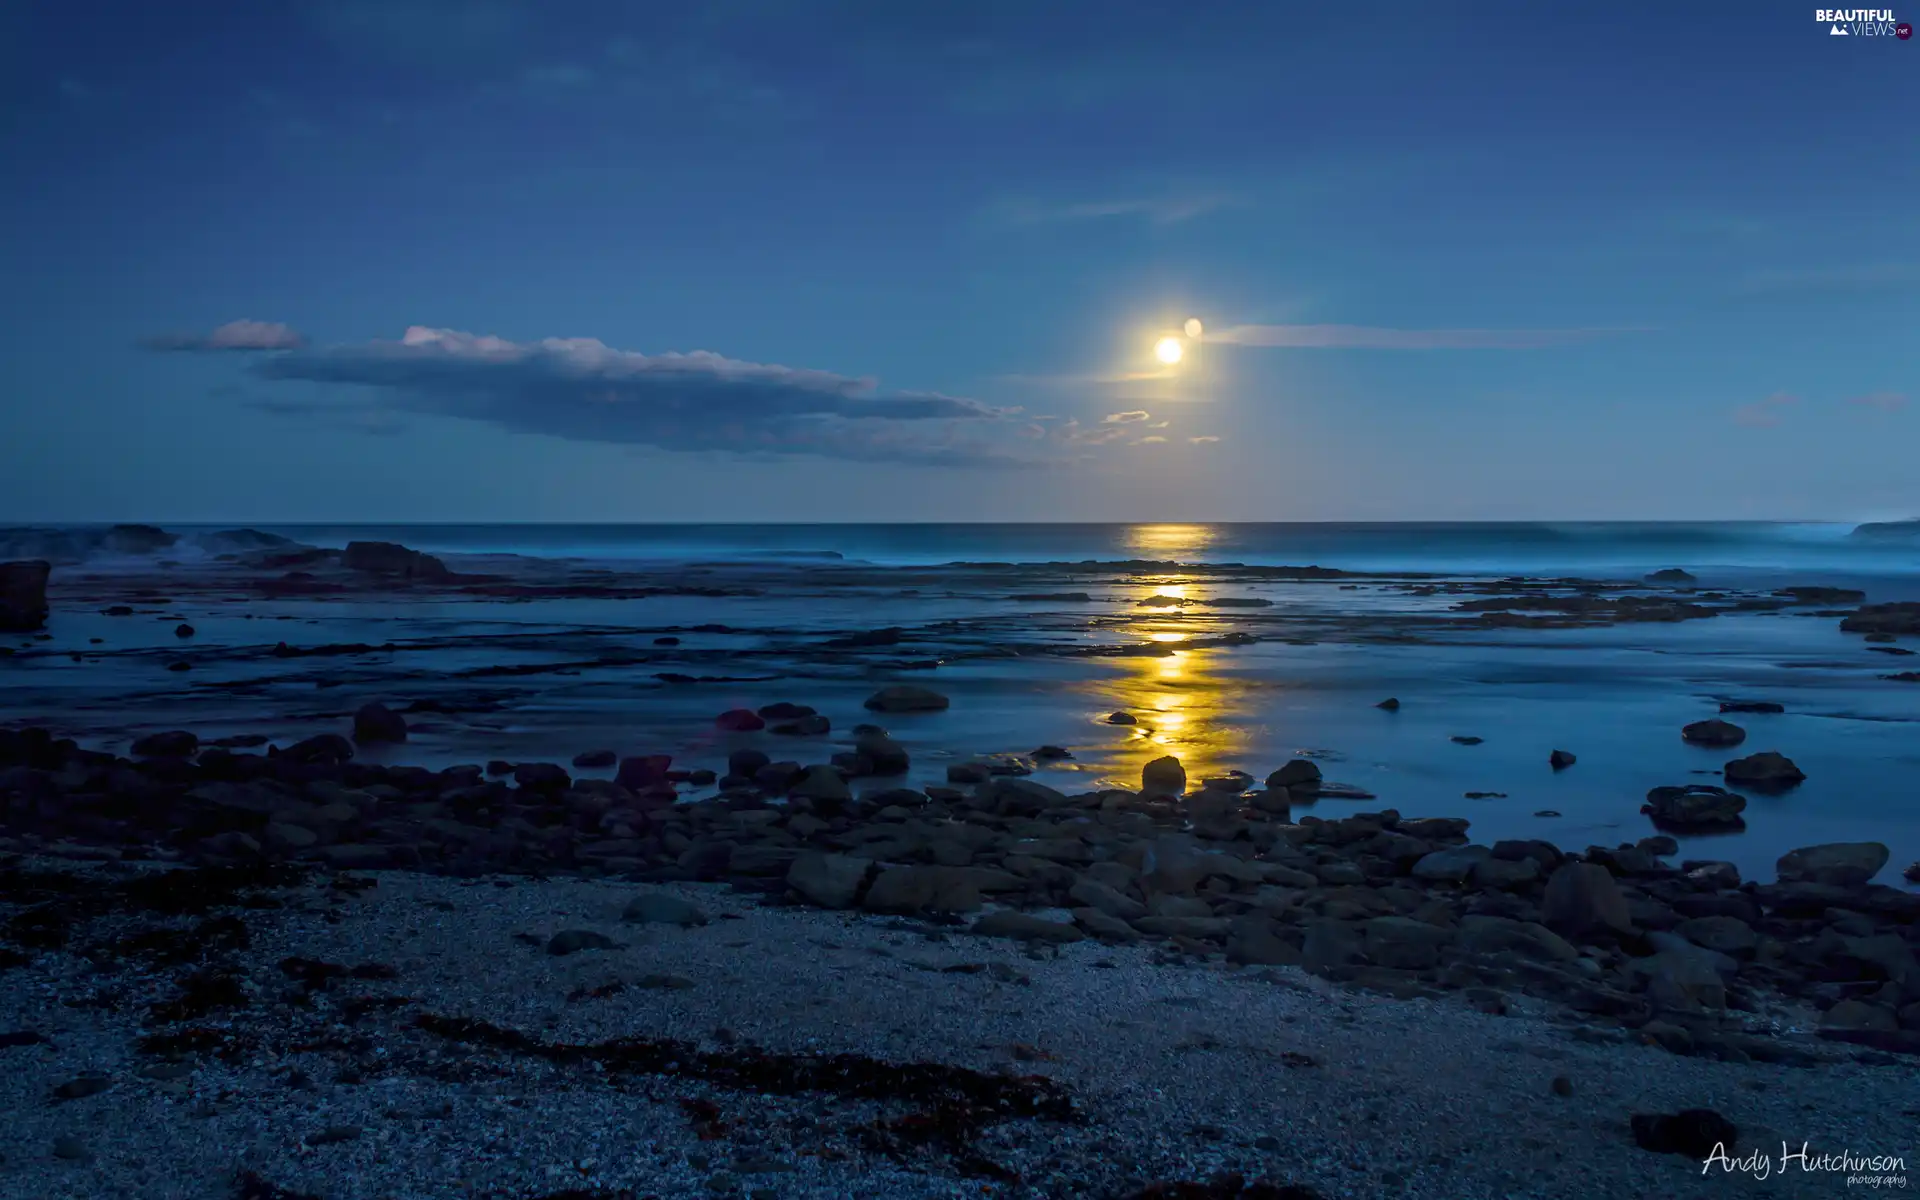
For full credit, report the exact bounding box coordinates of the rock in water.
[1376,697,1401,710]
[0,560,51,631]
[715,708,765,732]
[1723,751,1804,788]
[1141,755,1186,796]
[854,731,909,774]
[1642,785,1747,832]
[1106,711,1137,725]
[863,685,950,713]
[1681,719,1745,747]
[1549,749,1577,770]
[1267,759,1321,789]
[341,541,451,581]
[352,702,408,744]
[131,730,198,758]
[1646,568,1697,584]
[1631,1109,1738,1158]
[174,622,195,638]
[1776,842,1889,887]
[788,765,851,803]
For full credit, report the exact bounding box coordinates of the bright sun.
[1154,336,1184,365]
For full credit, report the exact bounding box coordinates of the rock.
[352,702,408,744]
[263,822,319,853]
[788,765,851,803]
[1646,568,1697,584]
[716,708,766,732]
[1541,862,1633,938]
[1638,950,1727,1012]
[1776,842,1889,887]
[1072,908,1140,942]
[1457,915,1578,962]
[1720,700,1783,714]
[726,748,770,778]
[863,686,949,713]
[623,893,708,927]
[758,702,815,720]
[617,754,673,790]
[1642,785,1747,832]
[1550,1075,1574,1097]
[1363,916,1452,970]
[546,930,618,956]
[1376,697,1400,710]
[1723,751,1804,788]
[51,1134,91,1161]
[1140,755,1186,796]
[770,715,831,736]
[786,852,871,909]
[1907,862,1920,884]
[1450,736,1483,745]
[1069,878,1148,921]
[1630,1110,1737,1158]
[754,761,805,792]
[1248,789,1291,817]
[341,540,451,581]
[51,1075,114,1101]
[1266,760,1321,790]
[973,911,1084,944]
[174,622,195,638]
[853,731,909,775]
[1411,845,1492,883]
[1471,856,1541,889]
[862,867,938,913]
[513,762,571,793]
[1225,916,1300,966]
[1302,919,1364,971]
[1032,745,1073,760]
[572,749,617,768]
[131,730,198,758]
[1823,1000,1899,1032]
[1676,915,1757,955]
[0,560,51,631]
[1681,719,1745,747]
[1106,711,1137,725]
[282,734,353,765]
[1549,749,1577,770]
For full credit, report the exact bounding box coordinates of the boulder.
[1266,760,1321,790]
[1363,916,1453,970]
[1822,1000,1899,1032]
[1411,845,1492,883]
[786,852,871,909]
[715,709,765,732]
[1106,711,1137,725]
[770,715,831,736]
[1676,915,1757,956]
[512,762,571,793]
[131,730,198,758]
[1069,878,1147,921]
[1140,755,1186,797]
[1646,568,1697,584]
[341,541,451,581]
[1457,915,1578,963]
[788,765,851,803]
[1549,749,1577,770]
[853,731,910,775]
[1776,842,1889,887]
[1541,862,1633,938]
[1641,785,1747,832]
[0,560,51,631]
[572,749,617,768]
[1723,751,1804,788]
[1680,719,1745,747]
[1073,908,1141,942]
[863,686,950,713]
[352,702,408,744]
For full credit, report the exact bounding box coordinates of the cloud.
[1103,410,1151,424]
[1136,435,1169,445]
[1733,392,1798,428]
[1849,391,1908,412]
[988,192,1242,227]
[1053,419,1133,446]
[1188,435,1220,444]
[1206,324,1635,350]
[143,320,308,352]
[1736,263,1920,297]
[248,326,1036,467]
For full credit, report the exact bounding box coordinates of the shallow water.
[4,521,1917,885]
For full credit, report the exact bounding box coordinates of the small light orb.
[1184,318,1203,339]
[1154,337,1184,365]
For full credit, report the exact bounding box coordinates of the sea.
[5,521,1917,885]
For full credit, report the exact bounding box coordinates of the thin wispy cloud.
[1136,435,1169,445]
[1849,391,1908,412]
[242,326,1039,467]
[142,319,308,352]
[1736,263,1920,297]
[988,192,1243,227]
[1733,391,1798,428]
[1206,324,1636,350]
[1188,435,1220,444]
[1103,410,1150,424]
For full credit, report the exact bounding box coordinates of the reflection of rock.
[341,541,451,581]
[0,560,51,631]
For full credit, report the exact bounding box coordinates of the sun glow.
[1154,336,1184,365]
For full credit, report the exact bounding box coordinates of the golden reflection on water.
[1091,636,1245,790]
[1124,523,1220,559]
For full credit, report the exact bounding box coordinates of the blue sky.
[1,0,1915,523]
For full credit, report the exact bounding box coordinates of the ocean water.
[6,521,1919,884]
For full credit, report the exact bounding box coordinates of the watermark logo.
[1817,7,1908,35]
[1704,1142,1909,1189]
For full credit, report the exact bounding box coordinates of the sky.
[1,0,1916,524]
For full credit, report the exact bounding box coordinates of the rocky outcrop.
[341,541,451,581]
[1642,785,1746,832]
[1841,602,1920,636]
[0,559,51,631]
[1776,843,1889,887]
[1680,719,1745,747]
